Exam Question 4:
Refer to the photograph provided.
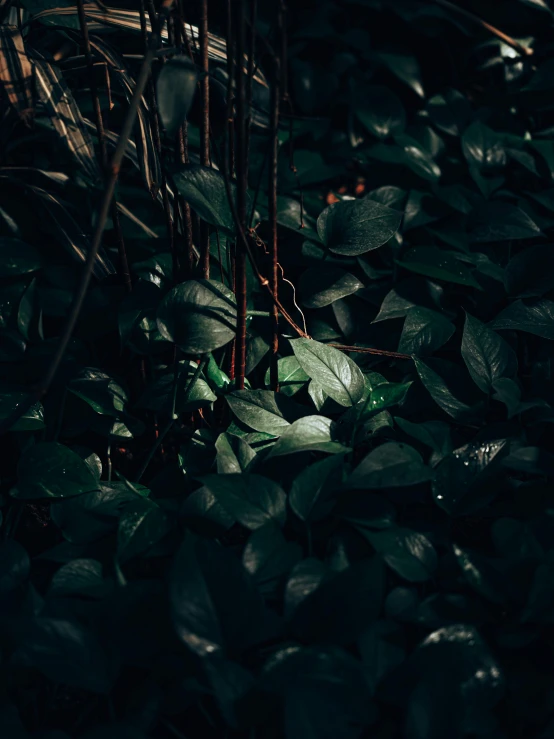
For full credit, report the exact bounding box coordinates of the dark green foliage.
[2,0,554,738]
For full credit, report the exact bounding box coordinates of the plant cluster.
[2,0,554,737]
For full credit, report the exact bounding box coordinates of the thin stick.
[234,0,248,388]
[431,0,533,56]
[0,0,175,437]
[329,344,411,360]
[199,0,211,278]
[76,0,131,292]
[268,0,281,391]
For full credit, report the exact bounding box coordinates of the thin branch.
[268,0,281,391]
[431,0,533,56]
[329,344,411,360]
[0,0,175,437]
[199,0,211,278]
[234,0,248,388]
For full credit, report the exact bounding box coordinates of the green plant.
[2,0,554,737]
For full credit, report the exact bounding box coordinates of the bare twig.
[431,0,533,56]
[268,0,281,391]
[0,0,175,436]
[199,0,211,278]
[234,0,248,388]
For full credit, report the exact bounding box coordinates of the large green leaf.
[317,196,402,256]
[290,339,365,406]
[68,368,128,417]
[461,312,518,393]
[267,416,347,457]
[199,473,287,529]
[157,280,237,353]
[156,56,197,136]
[289,455,345,522]
[489,299,554,339]
[16,443,100,499]
[414,358,480,421]
[398,307,455,355]
[396,247,481,288]
[426,88,470,136]
[172,165,236,232]
[299,266,363,308]
[469,201,541,242]
[346,442,431,489]
[364,527,437,582]
[355,85,406,139]
[0,388,44,431]
[226,389,308,433]
[264,356,309,396]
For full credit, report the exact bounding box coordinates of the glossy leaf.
[157,280,237,353]
[290,339,365,406]
[267,415,347,457]
[156,56,197,136]
[347,442,431,489]
[317,196,402,256]
[299,266,363,308]
[173,165,236,232]
[461,312,518,393]
[16,442,100,499]
[199,473,287,529]
[489,299,554,339]
[226,389,307,433]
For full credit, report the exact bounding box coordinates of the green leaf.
[137,366,216,415]
[156,56,197,136]
[264,356,309,396]
[426,88,470,136]
[0,237,41,276]
[461,312,518,393]
[489,299,554,339]
[462,121,506,173]
[0,388,44,431]
[290,339,365,406]
[68,368,128,417]
[172,165,236,232]
[243,523,302,596]
[268,415,347,458]
[492,377,548,418]
[157,280,237,353]
[355,85,406,139]
[346,442,431,489]
[215,432,256,473]
[299,266,363,308]
[394,417,452,459]
[364,527,437,582]
[398,307,455,355]
[48,559,108,599]
[377,51,424,96]
[226,389,307,433]
[394,134,442,181]
[433,439,509,516]
[199,473,287,529]
[16,442,100,499]
[414,358,478,421]
[469,201,541,242]
[117,499,171,562]
[396,247,481,288]
[290,455,345,522]
[170,533,272,656]
[317,196,402,256]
